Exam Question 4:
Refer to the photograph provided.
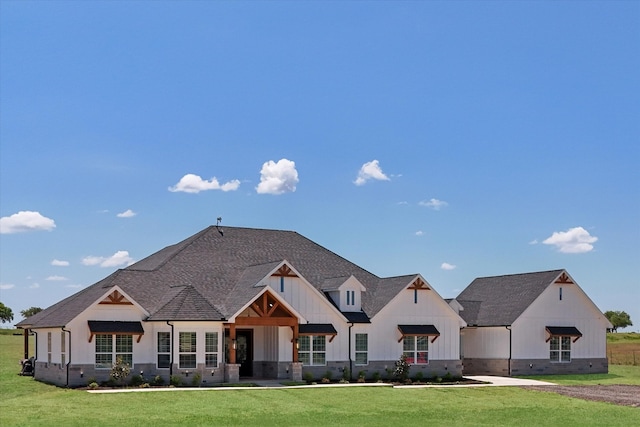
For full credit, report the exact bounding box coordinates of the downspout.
[505,326,512,376]
[33,330,38,376]
[348,323,354,381]
[167,321,174,377]
[62,326,71,387]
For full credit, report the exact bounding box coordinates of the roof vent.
[216,217,224,236]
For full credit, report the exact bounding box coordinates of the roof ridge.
[474,269,564,280]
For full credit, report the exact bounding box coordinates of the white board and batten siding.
[368,285,464,362]
[512,281,609,359]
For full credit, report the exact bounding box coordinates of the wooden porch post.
[229,323,236,364]
[23,329,29,359]
[292,324,299,363]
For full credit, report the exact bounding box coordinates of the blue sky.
[1,1,638,330]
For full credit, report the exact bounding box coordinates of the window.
[355,333,368,365]
[403,336,429,364]
[550,336,571,362]
[559,287,563,301]
[346,290,355,306]
[179,332,197,369]
[157,332,171,368]
[298,335,326,366]
[95,334,133,368]
[47,332,52,364]
[95,334,113,368]
[205,332,218,368]
[61,332,66,366]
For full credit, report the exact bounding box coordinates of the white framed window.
[355,333,368,365]
[179,332,197,369]
[205,332,218,368]
[95,334,133,368]
[61,332,66,366]
[157,332,171,368]
[299,335,326,366]
[346,290,355,306]
[402,336,429,364]
[550,336,571,362]
[47,332,52,364]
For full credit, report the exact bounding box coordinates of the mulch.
[521,385,640,408]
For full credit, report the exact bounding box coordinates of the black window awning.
[88,321,145,343]
[545,326,582,342]
[397,324,440,343]
[299,323,337,342]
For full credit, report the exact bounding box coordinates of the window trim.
[549,335,572,363]
[298,335,327,366]
[157,331,171,369]
[355,333,368,366]
[402,335,429,365]
[179,332,197,369]
[205,332,219,368]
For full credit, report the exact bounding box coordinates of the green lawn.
[1,332,639,426]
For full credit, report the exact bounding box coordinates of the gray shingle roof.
[20,226,422,328]
[455,269,564,326]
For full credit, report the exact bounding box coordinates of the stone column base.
[225,364,241,383]
[290,362,303,381]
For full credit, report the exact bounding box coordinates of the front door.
[236,330,253,377]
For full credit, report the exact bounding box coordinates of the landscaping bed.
[522,384,640,407]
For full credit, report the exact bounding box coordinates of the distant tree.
[604,310,633,332]
[20,307,43,319]
[0,302,14,324]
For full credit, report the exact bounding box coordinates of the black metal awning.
[545,326,582,342]
[88,320,145,343]
[299,323,337,336]
[397,324,440,343]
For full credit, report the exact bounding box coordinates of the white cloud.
[117,209,137,218]
[419,198,448,210]
[169,173,241,193]
[51,259,70,267]
[529,239,539,245]
[0,211,56,234]
[441,262,457,270]
[542,226,598,254]
[415,231,424,236]
[256,159,299,195]
[0,284,15,290]
[46,275,68,281]
[29,283,40,289]
[354,160,390,186]
[82,250,135,267]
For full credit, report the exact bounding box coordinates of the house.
[17,226,466,387]
[450,269,611,376]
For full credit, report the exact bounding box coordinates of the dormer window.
[346,290,355,306]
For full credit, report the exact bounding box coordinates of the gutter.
[505,326,512,376]
[348,323,353,381]
[167,321,174,377]
[62,326,71,387]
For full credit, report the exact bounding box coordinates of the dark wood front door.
[236,330,253,377]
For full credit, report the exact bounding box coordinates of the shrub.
[170,375,182,387]
[151,375,165,386]
[393,354,411,382]
[191,372,202,387]
[342,367,350,381]
[109,356,131,385]
[129,374,144,387]
[357,371,366,382]
[88,382,99,390]
[413,371,424,382]
[372,371,381,382]
[303,371,314,384]
[323,370,333,381]
[443,372,453,381]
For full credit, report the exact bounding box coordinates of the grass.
[1,331,639,426]
[607,332,640,366]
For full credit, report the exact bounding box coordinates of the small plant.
[140,382,150,388]
[303,371,314,384]
[393,354,411,382]
[191,372,202,387]
[413,371,424,382]
[109,356,131,385]
[323,370,333,381]
[169,375,182,387]
[357,371,366,383]
[372,371,381,382]
[129,374,144,387]
[321,377,331,384]
[88,381,99,390]
[443,372,453,381]
[338,378,349,384]
[342,367,350,381]
[151,375,165,386]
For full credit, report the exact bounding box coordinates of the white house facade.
[18,226,465,387]
[452,270,611,376]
